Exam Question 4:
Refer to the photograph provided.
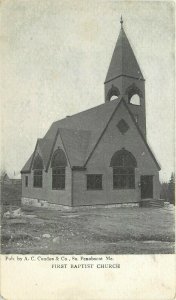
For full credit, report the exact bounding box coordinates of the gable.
[48,133,71,169]
[59,128,91,167]
[85,99,160,171]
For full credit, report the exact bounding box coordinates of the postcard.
[0,1,175,299]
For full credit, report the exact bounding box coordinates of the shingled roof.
[105,27,144,83]
[21,97,160,173]
[21,98,120,173]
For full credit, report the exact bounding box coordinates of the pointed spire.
[105,22,144,83]
[120,15,123,29]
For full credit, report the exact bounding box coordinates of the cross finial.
[120,15,123,28]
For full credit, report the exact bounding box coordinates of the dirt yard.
[1,205,175,254]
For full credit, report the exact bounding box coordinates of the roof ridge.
[59,127,91,133]
[52,98,119,125]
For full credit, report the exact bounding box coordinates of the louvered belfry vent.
[117,119,129,134]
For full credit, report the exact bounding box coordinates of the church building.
[21,18,161,208]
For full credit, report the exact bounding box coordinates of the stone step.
[140,199,164,208]
[149,204,163,207]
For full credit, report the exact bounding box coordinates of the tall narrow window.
[33,170,42,187]
[87,174,102,190]
[52,167,65,189]
[32,154,43,188]
[51,149,67,190]
[110,149,137,189]
[25,176,28,187]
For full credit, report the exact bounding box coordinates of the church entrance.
[141,175,153,199]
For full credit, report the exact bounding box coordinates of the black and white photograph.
[1,0,175,258]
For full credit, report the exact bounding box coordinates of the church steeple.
[104,18,146,137]
[105,18,144,84]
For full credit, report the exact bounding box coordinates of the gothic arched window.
[51,148,67,190]
[110,149,137,189]
[130,94,140,105]
[107,85,120,101]
[126,83,143,106]
[32,154,44,188]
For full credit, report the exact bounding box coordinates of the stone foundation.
[21,197,139,210]
[21,197,71,210]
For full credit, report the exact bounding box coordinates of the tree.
[168,173,175,205]
[160,182,168,201]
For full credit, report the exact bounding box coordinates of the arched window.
[32,154,43,188]
[130,94,140,105]
[125,83,143,106]
[107,85,120,101]
[51,148,67,190]
[110,149,137,189]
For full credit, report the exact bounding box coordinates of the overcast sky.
[0,0,175,181]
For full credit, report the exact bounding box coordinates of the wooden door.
[141,175,153,199]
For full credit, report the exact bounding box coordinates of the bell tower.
[104,17,146,137]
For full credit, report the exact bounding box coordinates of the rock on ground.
[42,234,51,238]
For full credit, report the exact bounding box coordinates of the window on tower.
[130,94,140,105]
[107,85,120,101]
[125,83,142,106]
[110,95,119,101]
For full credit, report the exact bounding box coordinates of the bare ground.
[1,205,175,254]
